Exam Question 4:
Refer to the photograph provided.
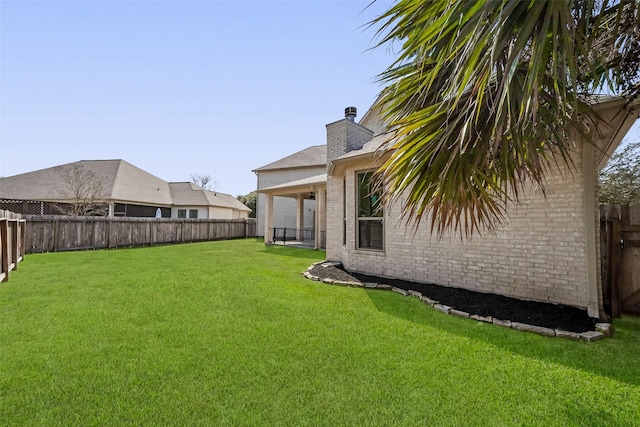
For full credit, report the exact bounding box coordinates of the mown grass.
[1,239,639,426]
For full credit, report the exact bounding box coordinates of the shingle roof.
[335,134,390,161]
[169,182,250,211]
[252,145,326,172]
[169,182,211,206]
[0,160,171,204]
[0,160,250,211]
[0,162,76,202]
[214,192,252,212]
[110,160,172,204]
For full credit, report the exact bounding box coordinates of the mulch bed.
[308,264,598,333]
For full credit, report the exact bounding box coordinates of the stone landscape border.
[303,261,613,341]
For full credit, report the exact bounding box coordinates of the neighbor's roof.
[169,182,251,211]
[0,160,251,211]
[252,145,326,172]
[0,160,172,205]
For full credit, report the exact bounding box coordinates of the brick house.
[253,145,326,246]
[260,98,638,319]
[0,159,251,219]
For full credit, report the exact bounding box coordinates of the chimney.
[326,106,373,162]
[345,106,357,121]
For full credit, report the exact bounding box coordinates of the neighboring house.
[168,182,250,220]
[252,145,326,242]
[259,100,639,319]
[0,159,251,219]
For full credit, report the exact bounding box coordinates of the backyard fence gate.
[600,204,640,317]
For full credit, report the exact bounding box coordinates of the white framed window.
[189,209,198,219]
[356,171,383,251]
[177,209,187,218]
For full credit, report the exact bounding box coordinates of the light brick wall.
[255,167,325,236]
[328,154,593,309]
[359,105,386,135]
[326,174,345,258]
[326,119,374,162]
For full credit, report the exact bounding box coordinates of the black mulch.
[308,264,598,333]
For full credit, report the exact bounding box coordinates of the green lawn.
[1,239,639,426]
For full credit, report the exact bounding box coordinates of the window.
[189,209,198,219]
[177,209,187,218]
[356,172,383,250]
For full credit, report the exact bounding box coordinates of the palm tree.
[371,0,640,235]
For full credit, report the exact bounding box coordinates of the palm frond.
[371,0,640,236]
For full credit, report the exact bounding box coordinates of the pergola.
[259,174,326,249]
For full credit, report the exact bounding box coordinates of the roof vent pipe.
[345,106,357,121]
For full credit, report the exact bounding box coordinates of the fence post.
[19,220,26,262]
[11,220,19,270]
[1,219,9,282]
[610,219,622,317]
[107,218,111,249]
[52,218,59,252]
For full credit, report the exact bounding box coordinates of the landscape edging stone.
[303,261,610,340]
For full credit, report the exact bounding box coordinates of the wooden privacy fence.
[0,209,26,282]
[600,204,640,317]
[24,215,256,254]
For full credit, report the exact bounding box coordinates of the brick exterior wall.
[255,167,325,236]
[326,119,374,162]
[327,154,595,310]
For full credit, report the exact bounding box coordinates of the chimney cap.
[345,106,357,121]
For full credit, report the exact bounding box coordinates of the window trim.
[343,177,346,246]
[177,209,187,219]
[355,170,384,252]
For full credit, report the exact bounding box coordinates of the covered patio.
[259,174,327,249]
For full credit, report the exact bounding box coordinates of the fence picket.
[22,215,256,254]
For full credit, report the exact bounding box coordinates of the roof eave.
[329,150,391,176]
[594,95,640,170]
[251,163,327,173]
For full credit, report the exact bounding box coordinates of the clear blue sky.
[2,0,638,197]
[1,0,394,196]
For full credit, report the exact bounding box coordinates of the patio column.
[264,192,274,244]
[296,194,304,241]
[314,186,326,249]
